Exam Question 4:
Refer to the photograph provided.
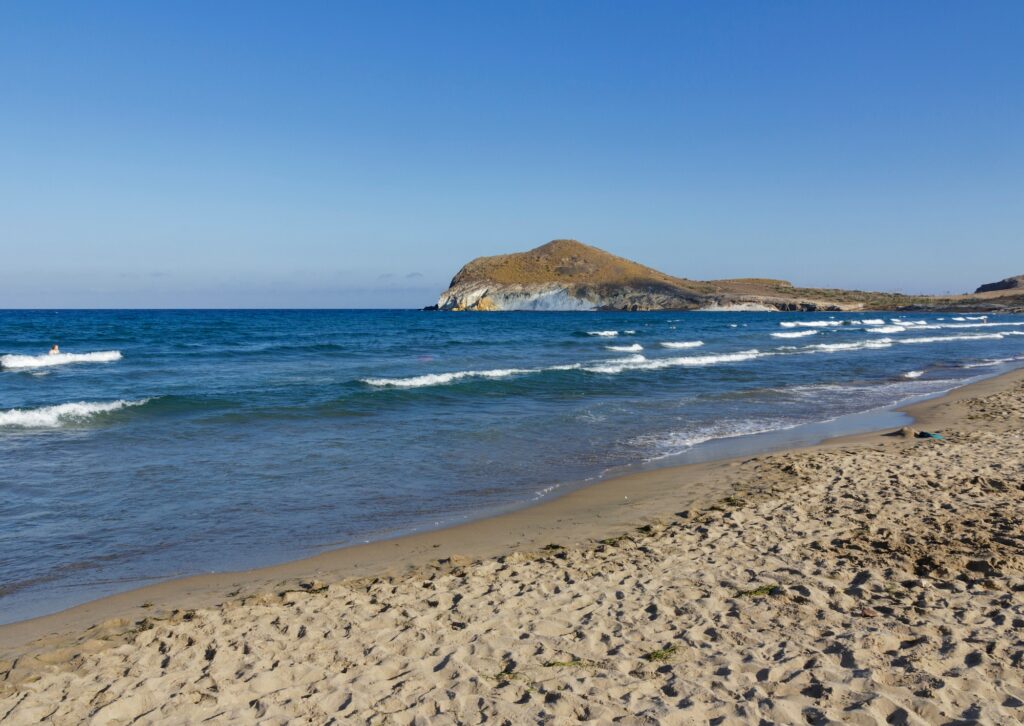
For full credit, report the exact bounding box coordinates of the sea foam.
[659,341,704,349]
[606,344,643,352]
[771,330,818,339]
[0,399,147,428]
[898,333,1005,344]
[779,320,845,328]
[802,339,894,352]
[0,351,123,370]
[362,367,537,388]
[585,350,761,374]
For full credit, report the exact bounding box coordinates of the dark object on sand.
[887,427,944,440]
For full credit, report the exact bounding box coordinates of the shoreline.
[3,365,1022,658]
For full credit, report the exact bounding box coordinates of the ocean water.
[2,309,1024,623]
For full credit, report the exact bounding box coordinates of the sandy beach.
[2,369,1023,724]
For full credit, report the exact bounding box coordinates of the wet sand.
[2,368,1023,723]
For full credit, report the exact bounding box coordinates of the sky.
[1,1,1021,308]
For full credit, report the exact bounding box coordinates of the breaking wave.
[779,320,843,328]
[606,344,644,352]
[0,399,148,428]
[587,331,619,337]
[899,333,1006,344]
[633,418,799,461]
[584,350,761,375]
[802,339,894,353]
[962,355,1024,369]
[362,368,539,388]
[771,330,818,339]
[0,351,123,370]
[660,341,704,349]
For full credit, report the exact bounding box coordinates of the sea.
[2,309,1024,623]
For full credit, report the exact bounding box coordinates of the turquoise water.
[2,309,1023,622]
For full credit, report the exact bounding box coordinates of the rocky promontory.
[976,275,1024,294]
[430,239,1024,313]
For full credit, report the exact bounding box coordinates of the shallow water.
[2,309,1023,622]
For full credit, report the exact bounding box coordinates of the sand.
[2,370,1024,724]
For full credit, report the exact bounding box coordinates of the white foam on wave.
[952,317,966,321]
[903,370,924,379]
[585,349,761,375]
[634,418,798,461]
[779,320,845,328]
[898,333,1005,344]
[771,330,818,339]
[868,325,906,334]
[966,316,989,321]
[962,354,1024,369]
[0,399,147,428]
[780,319,889,329]
[606,344,643,352]
[915,321,1024,331]
[802,339,894,353]
[660,341,704,349]
[587,330,618,337]
[362,367,539,388]
[0,350,122,370]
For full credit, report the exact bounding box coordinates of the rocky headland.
[430,239,1024,313]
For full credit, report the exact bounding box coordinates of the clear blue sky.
[1,1,1021,307]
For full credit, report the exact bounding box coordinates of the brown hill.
[432,240,1024,312]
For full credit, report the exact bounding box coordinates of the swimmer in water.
[48,344,60,356]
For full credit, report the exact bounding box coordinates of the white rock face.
[436,284,598,311]
[699,302,775,312]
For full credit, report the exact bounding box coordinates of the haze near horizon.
[1,1,1021,308]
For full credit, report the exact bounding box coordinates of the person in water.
[49,344,60,355]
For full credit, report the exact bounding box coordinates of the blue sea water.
[2,309,1024,623]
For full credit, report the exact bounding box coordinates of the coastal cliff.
[431,239,1024,312]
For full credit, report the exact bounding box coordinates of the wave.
[903,370,924,379]
[802,339,894,353]
[962,355,1024,369]
[585,349,761,374]
[914,321,1024,331]
[867,325,906,333]
[0,350,122,370]
[898,333,1005,344]
[362,367,539,388]
[587,330,619,337]
[796,331,1015,353]
[0,399,148,428]
[362,319,1023,389]
[634,418,798,461]
[779,320,844,328]
[778,318,888,329]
